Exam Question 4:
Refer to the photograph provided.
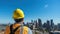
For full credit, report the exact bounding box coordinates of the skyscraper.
[35,20,38,28]
[46,20,51,32]
[38,18,42,30]
[50,19,54,30]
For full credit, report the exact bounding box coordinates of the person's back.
[4,23,28,34]
[4,8,32,34]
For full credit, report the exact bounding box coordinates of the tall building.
[31,20,34,23]
[50,19,54,30]
[57,23,60,31]
[46,20,51,31]
[38,18,42,30]
[34,20,38,28]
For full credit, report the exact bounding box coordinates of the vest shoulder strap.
[10,24,13,34]
[10,24,20,34]
[14,25,20,32]
[10,24,13,32]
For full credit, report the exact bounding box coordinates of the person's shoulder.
[6,24,13,29]
[6,25,10,28]
[23,26,28,28]
[23,26,32,32]
[23,26,28,30]
[5,25,10,32]
[26,27,32,34]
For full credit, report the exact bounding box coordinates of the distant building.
[26,22,33,30]
[54,25,58,31]
[57,23,60,31]
[43,22,47,28]
[46,20,51,31]
[50,19,54,30]
[38,18,42,28]
[34,20,38,28]
[31,20,34,23]
[35,20,38,28]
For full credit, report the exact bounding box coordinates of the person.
[4,8,32,34]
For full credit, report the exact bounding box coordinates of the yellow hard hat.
[13,8,24,19]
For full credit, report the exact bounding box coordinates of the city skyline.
[0,0,60,24]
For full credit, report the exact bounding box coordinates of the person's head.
[13,8,24,23]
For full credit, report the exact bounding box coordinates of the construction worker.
[4,8,32,34]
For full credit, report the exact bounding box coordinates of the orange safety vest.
[4,23,28,34]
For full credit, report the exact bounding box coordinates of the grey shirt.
[28,28,32,34]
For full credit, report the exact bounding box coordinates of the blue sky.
[0,0,60,24]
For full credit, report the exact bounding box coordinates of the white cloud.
[44,4,48,8]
